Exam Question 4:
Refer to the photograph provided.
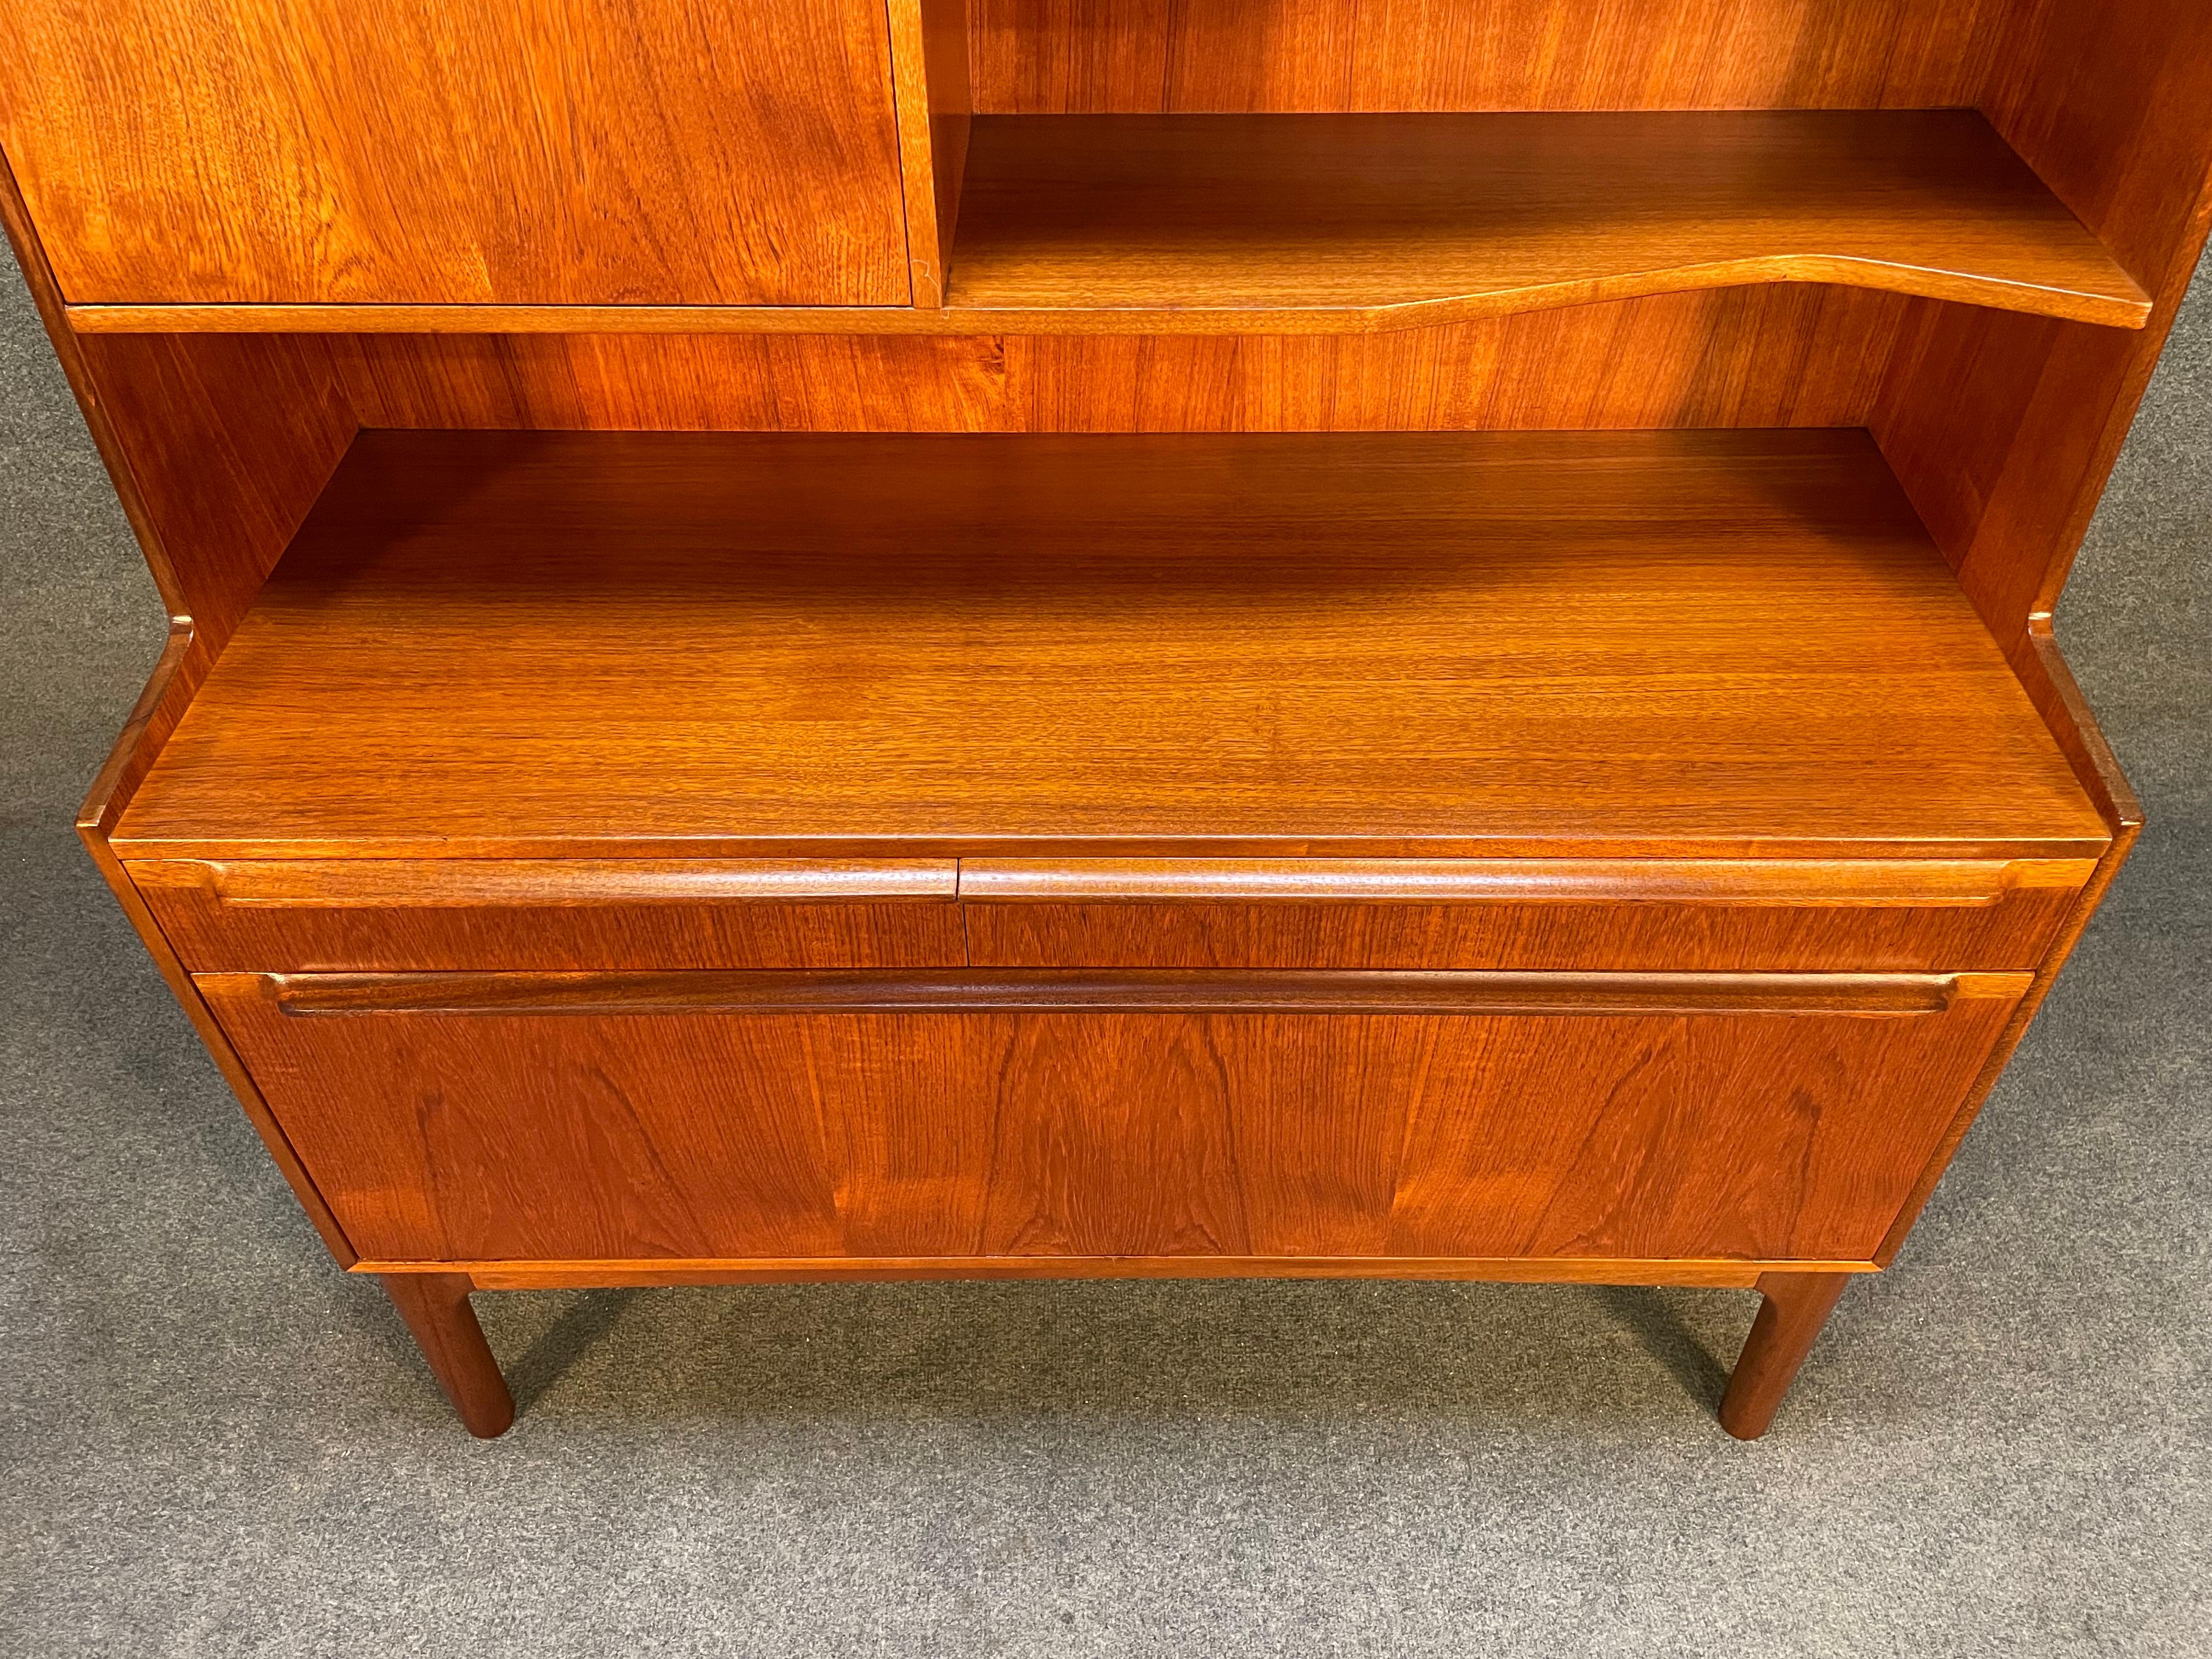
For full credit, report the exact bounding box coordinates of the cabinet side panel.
[10,129,362,1262]
[74,333,356,652]
[1872,1,2212,642]
[1860,5,2212,1262]
[8,147,356,646]
[76,635,362,1267]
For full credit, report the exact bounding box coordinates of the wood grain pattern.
[962,860,2089,973]
[1878,811,2138,1270]
[966,898,2083,975]
[20,0,2208,1441]
[55,108,2149,334]
[11,136,357,714]
[129,858,966,972]
[0,138,199,620]
[969,0,2010,114]
[129,850,2090,975]
[200,973,2027,1266]
[64,291,1916,343]
[1833,3,2212,1285]
[960,884,2079,973]
[948,112,2147,329]
[252,969,2028,1018]
[111,429,2108,861]
[66,332,357,651]
[888,0,974,307]
[306,287,1908,430]
[1987,0,2212,297]
[1874,4,2212,647]
[0,288,1911,665]
[0,0,911,306]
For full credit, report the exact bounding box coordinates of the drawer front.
[132,859,965,971]
[962,858,2093,972]
[203,968,2031,1268]
[0,0,911,306]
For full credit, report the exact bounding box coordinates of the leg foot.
[1718,1271,1853,1440]
[379,1272,515,1437]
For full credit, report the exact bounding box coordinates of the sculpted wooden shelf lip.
[60,110,2151,336]
[948,112,2149,329]
[111,427,2111,863]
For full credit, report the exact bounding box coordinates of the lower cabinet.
[200,970,2028,1270]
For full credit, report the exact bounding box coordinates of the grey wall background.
[2,250,2206,1657]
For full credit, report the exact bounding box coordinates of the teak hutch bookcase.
[5,2,2207,1440]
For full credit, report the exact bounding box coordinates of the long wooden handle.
[238,969,2034,1019]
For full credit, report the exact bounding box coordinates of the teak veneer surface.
[0,0,913,308]
[200,971,2028,1266]
[968,0,2015,114]
[129,857,970,972]
[113,428,2107,861]
[948,113,2147,330]
[957,859,2090,974]
[127,853,2090,974]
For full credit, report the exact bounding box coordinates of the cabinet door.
[201,969,2028,1268]
[0,0,911,306]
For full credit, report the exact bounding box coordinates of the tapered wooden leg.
[378,1272,516,1438]
[1718,1271,1854,1440]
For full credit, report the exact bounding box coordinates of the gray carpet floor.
[3,244,2206,1656]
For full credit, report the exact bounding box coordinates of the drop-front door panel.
[0,0,913,305]
[202,970,2029,1268]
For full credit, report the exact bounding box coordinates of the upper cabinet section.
[0,0,913,306]
[8,0,2200,338]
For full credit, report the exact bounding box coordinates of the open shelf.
[947,111,2149,330]
[112,428,2109,862]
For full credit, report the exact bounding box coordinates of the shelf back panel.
[316,288,1904,433]
[972,0,2012,114]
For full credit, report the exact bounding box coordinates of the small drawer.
[960,857,2094,973]
[129,857,964,972]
